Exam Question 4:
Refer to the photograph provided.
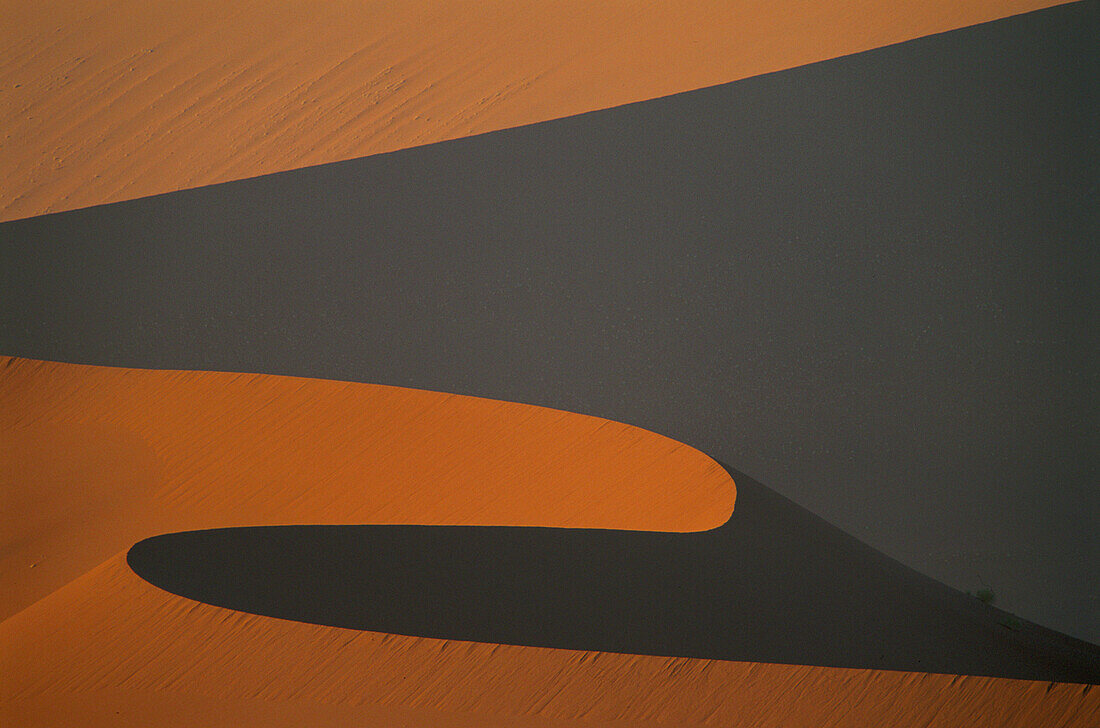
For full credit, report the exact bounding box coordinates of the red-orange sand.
[0,356,734,622]
[0,0,1070,222]
[3,2,1093,723]
[2,356,1097,726]
[0,553,1094,727]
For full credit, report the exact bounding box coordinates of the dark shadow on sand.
[8,1,1099,643]
[127,465,1100,683]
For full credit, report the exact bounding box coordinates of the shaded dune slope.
[128,465,1100,682]
[3,554,1097,728]
[3,0,1096,643]
[0,0,1069,221]
[2,359,1097,725]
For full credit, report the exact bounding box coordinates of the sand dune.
[4,551,1097,727]
[5,0,1095,645]
[2,357,1098,726]
[0,0,1068,221]
[0,356,733,622]
[4,2,1097,724]
[125,489,1100,682]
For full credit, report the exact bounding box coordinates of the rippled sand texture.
[0,0,1067,221]
[3,554,1096,728]
[3,2,1096,724]
[2,358,1096,727]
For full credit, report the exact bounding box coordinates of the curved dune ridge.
[1,358,1097,726]
[2,358,1098,726]
[0,0,1070,221]
[0,355,734,623]
[124,518,1100,682]
[4,1,1097,724]
[4,0,1096,646]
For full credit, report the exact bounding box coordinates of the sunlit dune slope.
[2,358,1096,725]
[0,356,734,621]
[0,0,1069,221]
[2,554,1097,727]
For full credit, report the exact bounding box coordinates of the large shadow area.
[7,2,1099,642]
[128,466,1100,683]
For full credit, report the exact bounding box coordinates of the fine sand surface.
[0,356,733,623]
[4,1,1096,644]
[4,555,1097,728]
[4,1,1098,723]
[127,474,1100,682]
[0,0,1070,221]
[2,357,1097,726]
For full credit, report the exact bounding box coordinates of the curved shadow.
[9,1,1099,645]
[128,464,1100,683]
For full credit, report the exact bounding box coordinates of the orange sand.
[2,356,1096,725]
[0,356,734,621]
[0,0,1069,222]
[3,554,1096,727]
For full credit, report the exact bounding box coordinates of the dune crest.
[0,356,734,621]
[2,356,1096,725]
[0,0,1068,221]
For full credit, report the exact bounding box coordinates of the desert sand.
[4,553,1097,728]
[4,1,1097,724]
[0,356,734,622]
[2,357,1097,726]
[0,0,1069,221]
[4,0,1096,646]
